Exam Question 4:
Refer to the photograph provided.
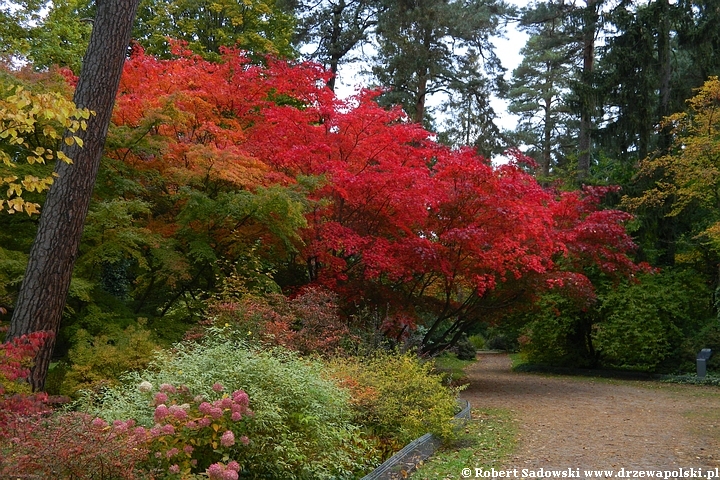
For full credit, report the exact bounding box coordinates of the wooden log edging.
[361,399,471,480]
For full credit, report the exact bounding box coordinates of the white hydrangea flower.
[138,380,153,393]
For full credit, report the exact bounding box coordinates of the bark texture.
[6,0,140,391]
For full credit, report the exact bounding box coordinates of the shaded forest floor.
[461,353,720,472]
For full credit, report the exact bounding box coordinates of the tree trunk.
[577,0,598,183]
[6,0,140,391]
[326,0,345,92]
[657,0,672,151]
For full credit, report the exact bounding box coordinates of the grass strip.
[410,408,517,480]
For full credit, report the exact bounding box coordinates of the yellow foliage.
[0,84,92,215]
[626,77,720,210]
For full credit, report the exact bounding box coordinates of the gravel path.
[461,353,720,474]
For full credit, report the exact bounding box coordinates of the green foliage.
[133,0,296,59]
[79,330,373,479]
[327,351,461,456]
[517,270,713,373]
[594,270,711,372]
[467,334,485,350]
[26,0,94,73]
[518,291,596,368]
[454,334,478,361]
[60,324,161,398]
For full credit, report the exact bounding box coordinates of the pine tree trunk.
[577,0,598,183]
[6,0,140,391]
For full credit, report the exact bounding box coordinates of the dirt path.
[461,353,720,472]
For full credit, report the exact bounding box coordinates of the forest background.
[2,0,720,396]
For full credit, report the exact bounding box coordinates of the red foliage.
[0,332,59,436]
[111,49,645,341]
[0,414,150,479]
[209,287,352,355]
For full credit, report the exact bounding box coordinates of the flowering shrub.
[0,412,150,479]
[80,330,374,479]
[138,381,252,477]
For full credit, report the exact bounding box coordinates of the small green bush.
[60,324,161,397]
[454,335,478,360]
[79,329,373,479]
[327,351,461,456]
[468,334,485,350]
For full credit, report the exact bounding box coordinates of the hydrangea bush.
[80,329,373,479]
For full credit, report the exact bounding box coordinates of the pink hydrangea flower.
[169,405,188,420]
[212,382,225,392]
[183,444,194,455]
[227,461,240,472]
[160,383,177,393]
[220,430,235,447]
[198,402,213,414]
[168,464,180,474]
[91,417,107,428]
[198,417,211,428]
[207,463,224,479]
[166,447,179,458]
[231,411,242,422]
[162,424,175,435]
[240,435,249,446]
[154,404,170,422]
[223,470,238,480]
[231,390,249,406]
[154,392,169,405]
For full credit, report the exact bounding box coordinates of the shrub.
[138,382,253,477]
[326,351,461,457]
[79,329,372,479]
[517,292,597,368]
[0,331,59,436]
[0,413,150,479]
[454,334,478,360]
[594,271,709,372]
[206,287,352,356]
[468,334,486,350]
[60,324,160,397]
